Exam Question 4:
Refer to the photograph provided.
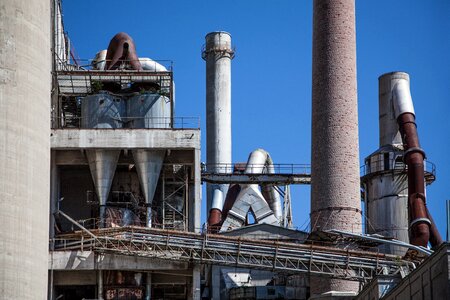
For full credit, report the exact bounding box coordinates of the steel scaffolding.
[53,218,415,282]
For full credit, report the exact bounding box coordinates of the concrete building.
[1,1,447,300]
[47,4,201,299]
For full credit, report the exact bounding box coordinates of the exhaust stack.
[310,0,361,295]
[203,31,234,217]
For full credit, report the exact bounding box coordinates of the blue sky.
[62,0,450,238]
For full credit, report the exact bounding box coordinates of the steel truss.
[54,225,415,282]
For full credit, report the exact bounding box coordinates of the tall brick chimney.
[310,0,361,295]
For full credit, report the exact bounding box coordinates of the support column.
[145,272,152,300]
[192,265,201,300]
[98,270,103,300]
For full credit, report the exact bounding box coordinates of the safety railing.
[360,157,436,184]
[51,116,200,129]
[202,163,311,175]
[55,58,174,72]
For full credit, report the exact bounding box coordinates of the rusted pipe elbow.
[105,32,142,70]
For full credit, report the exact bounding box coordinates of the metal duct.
[393,75,442,248]
[220,149,280,231]
[220,185,279,231]
[247,149,282,223]
[105,32,142,70]
[208,189,224,231]
[86,149,121,227]
[132,149,165,227]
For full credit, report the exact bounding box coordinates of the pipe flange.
[410,217,431,227]
[403,147,426,160]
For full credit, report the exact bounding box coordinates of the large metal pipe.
[0,1,50,298]
[203,31,234,216]
[310,0,361,295]
[246,149,282,223]
[105,32,142,70]
[393,78,442,247]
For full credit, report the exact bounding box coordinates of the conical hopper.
[132,149,165,227]
[86,149,120,227]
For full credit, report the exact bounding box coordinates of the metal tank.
[128,92,170,227]
[362,72,411,256]
[81,92,124,226]
[202,31,234,215]
[0,0,50,298]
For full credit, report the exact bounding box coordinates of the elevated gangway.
[53,213,415,282]
[201,163,311,185]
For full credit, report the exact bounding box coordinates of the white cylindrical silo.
[0,0,51,298]
[203,32,234,215]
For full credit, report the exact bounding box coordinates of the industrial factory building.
[0,0,449,299]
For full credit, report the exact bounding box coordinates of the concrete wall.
[381,244,450,300]
[0,0,51,298]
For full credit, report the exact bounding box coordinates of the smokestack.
[311,0,361,295]
[202,32,234,217]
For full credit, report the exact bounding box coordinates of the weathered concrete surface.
[51,129,200,149]
[0,0,51,298]
[380,244,450,300]
[310,0,361,295]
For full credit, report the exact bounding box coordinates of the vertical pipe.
[145,272,152,300]
[0,1,50,299]
[311,0,361,295]
[98,270,104,300]
[203,31,234,215]
[447,200,450,242]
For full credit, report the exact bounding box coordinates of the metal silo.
[81,92,125,226]
[128,92,170,227]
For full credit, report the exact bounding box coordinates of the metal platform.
[52,214,416,282]
[201,163,311,185]
[56,70,173,96]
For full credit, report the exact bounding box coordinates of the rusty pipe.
[392,77,442,248]
[426,206,443,247]
[207,189,223,233]
[105,32,142,70]
[398,112,430,247]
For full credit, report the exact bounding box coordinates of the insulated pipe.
[393,78,442,247]
[261,154,283,222]
[245,149,282,222]
[105,32,142,70]
[208,189,224,231]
